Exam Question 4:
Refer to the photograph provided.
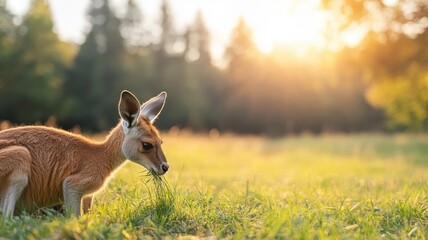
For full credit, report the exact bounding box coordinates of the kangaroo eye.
[142,142,154,151]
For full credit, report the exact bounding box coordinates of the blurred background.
[0,0,427,135]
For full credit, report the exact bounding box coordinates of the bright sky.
[6,0,353,60]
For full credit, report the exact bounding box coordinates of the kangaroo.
[0,90,168,218]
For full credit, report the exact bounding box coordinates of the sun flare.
[241,1,330,53]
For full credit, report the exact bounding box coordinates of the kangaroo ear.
[119,90,141,128]
[140,92,167,123]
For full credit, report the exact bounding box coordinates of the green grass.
[1,133,428,239]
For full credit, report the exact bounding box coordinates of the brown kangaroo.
[0,90,168,218]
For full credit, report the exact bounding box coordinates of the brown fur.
[0,91,168,217]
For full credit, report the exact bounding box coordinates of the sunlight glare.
[341,24,367,47]
[242,0,329,53]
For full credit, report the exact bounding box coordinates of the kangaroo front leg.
[62,178,84,217]
[2,174,28,218]
[0,146,31,218]
[0,195,4,213]
[82,195,93,214]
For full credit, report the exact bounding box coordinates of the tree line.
[0,0,427,134]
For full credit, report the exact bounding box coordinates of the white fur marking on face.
[130,113,139,126]
[121,120,130,134]
[122,113,140,134]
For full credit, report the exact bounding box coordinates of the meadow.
[1,132,427,239]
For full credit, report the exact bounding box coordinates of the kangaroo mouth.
[148,166,166,176]
[151,168,167,176]
[137,157,167,176]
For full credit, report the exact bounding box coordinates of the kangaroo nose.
[161,163,169,173]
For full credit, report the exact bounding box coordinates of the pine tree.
[193,11,210,63]
[0,0,72,124]
[153,0,175,89]
[223,17,263,132]
[159,0,175,54]
[122,0,145,52]
[225,17,257,70]
[182,11,221,129]
[64,0,125,131]
[183,11,211,63]
[0,0,14,43]
[0,0,15,100]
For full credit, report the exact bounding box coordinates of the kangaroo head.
[118,90,169,175]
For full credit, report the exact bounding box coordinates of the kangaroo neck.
[98,123,127,173]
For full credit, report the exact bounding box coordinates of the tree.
[158,0,175,54]
[184,11,211,64]
[0,0,15,99]
[364,30,428,130]
[321,0,428,130]
[182,11,224,129]
[222,18,265,132]
[120,0,157,107]
[64,0,125,131]
[122,0,146,52]
[225,17,258,69]
[0,0,73,124]
[0,0,14,47]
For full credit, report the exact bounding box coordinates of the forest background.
[0,0,427,135]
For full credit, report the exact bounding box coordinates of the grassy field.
[1,133,428,239]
